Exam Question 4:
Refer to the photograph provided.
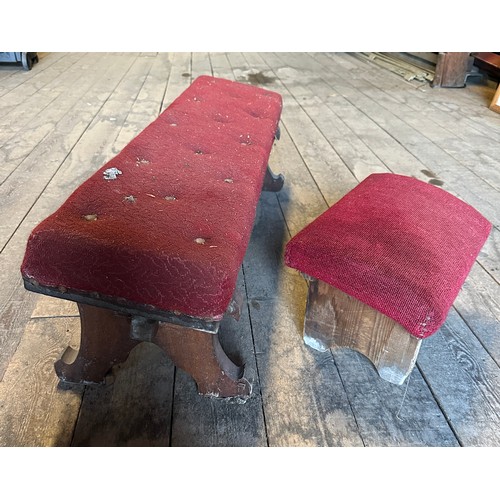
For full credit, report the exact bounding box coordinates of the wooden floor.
[0,52,499,447]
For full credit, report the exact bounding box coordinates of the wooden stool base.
[303,278,421,385]
[56,303,251,399]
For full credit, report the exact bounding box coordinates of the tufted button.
[213,113,230,123]
[239,134,252,146]
[246,109,261,118]
[135,157,150,166]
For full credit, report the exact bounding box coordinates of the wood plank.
[0,53,83,117]
[31,295,79,319]
[171,272,267,446]
[479,228,500,283]
[343,55,500,157]
[0,52,67,100]
[0,316,83,446]
[417,307,500,446]
[331,349,459,446]
[0,66,21,82]
[0,53,91,138]
[0,53,113,185]
[266,52,390,182]
[190,52,212,80]
[270,50,499,219]
[316,54,500,192]
[112,52,172,151]
[328,53,500,160]
[326,52,500,137]
[225,52,248,73]
[208,53,234,80]
[71,342,174,446]
[0,54,111,174]
[160,52,191,112]
[453,262,500,363]
[334,52,500,129]
[239,54,358,207]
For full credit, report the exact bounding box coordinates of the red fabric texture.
[21,76,282,319]
[285,173,492,339]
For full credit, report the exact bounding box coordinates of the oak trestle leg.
[56,303,251,399]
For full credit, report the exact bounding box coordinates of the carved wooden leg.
[153,322,251,398]
[55,303,139,384]
[263,164,285,192]
[303,278,422,385]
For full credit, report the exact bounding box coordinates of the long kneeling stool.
[21,76,283,399]
[285,173,491,385]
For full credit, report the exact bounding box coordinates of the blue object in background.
[0,52,38,70]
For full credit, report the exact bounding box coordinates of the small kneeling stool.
[285,173,491,384]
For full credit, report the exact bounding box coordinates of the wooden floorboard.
[0,52,499,447]
[0,54,110,185]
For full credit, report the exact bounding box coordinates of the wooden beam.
[432,52,472,88]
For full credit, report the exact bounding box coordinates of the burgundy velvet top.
[21,76,282,320]
[285,173,491,339]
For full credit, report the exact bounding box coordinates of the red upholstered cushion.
[285,173,492,339]
[21,76,282,319]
